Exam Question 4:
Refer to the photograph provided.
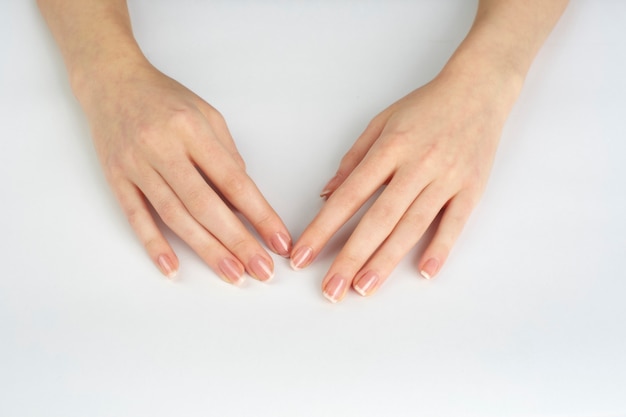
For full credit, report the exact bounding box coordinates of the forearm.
[37,0,148,97]
[441,0,569,105]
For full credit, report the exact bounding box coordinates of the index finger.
[190,132,292,257]
[290,152,393,270]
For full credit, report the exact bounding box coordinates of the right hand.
[79,62,291,284]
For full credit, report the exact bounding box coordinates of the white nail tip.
[323,292,339,303]
[354,285,367,297]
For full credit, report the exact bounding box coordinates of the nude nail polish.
[158,255,177,279]
[320,175,340,198]
[290,246,313,270]
[420,258,439,280]
[219,258,244,285]
[270,232,291,257]
[250,255,274,281]
[354,271,379,296]
[323,274,348,303]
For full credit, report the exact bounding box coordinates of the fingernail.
[420,258,439,280]
[270,232,291,257]
[158,254,177,279]
[320,175,340,198]
[219,258,245,286]
[250,255,274,281]
[290,246,313,270]
[323,274,348,303]
[354,271,379,296]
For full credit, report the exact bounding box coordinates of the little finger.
[418,192,477,280]
[113,179,179,279]
[155,160,276,281]
[350,185,451,297]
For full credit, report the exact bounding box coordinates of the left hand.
[290,69,515,302]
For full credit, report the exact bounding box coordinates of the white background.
[1,1,625,416]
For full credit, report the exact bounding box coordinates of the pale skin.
[38,0,568,301]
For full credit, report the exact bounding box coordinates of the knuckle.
[385,130,412,148]
[367,115,383,130]
[143,236,164,255]
[168,108,202,134]
[340,149,361,168]
[375,251,398,268]
[104,156,127,182]
[454,188,481,212]
[135,123,159,150]
[124,205,144,229]
[341,251,365,269]
[378,131,414,162]
[135,109,201,153]
[405,209,427,229]
[185,187,211,214]
[221,171,247,195]
[232,152,247,170]
[206,107,226,125]
[157,200,181,226]
[465,168,487,190]
[225,235,250,255]
[252,210,274,230]
[458,195,478,214]
[370,202,397,227]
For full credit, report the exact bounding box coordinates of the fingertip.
[290,246,314,270]
[353,270,380,296]
[419,257,440,280]
[218,258,245,286]
[320,174,341,199]
[157,253,179,279]
[270,231,292,257]
[249,254,274,282]
[322,273,349,303]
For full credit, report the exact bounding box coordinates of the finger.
[152,156,276,281]
[290,149,394,271]
[349,185,451,298]
[333,169,433,262]
[190,136,292,258]
[320,115,388,198]
[317,171,432,300]
[196,100,246,169]
[134,167,249,285]
[113,179,179,279]
[418,192,477,280]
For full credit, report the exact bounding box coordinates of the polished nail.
[219,258,244,285]
[354,271,379,296]
[420,258,439,280]
[320,175,340,198]
[290,246,313,270]
[158,254,177,279]
[250,255,274,281]
[323,274,348,303]
[270,232,291,257]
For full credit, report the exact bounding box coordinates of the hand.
[291,69,515,302]
[82,62,291,284]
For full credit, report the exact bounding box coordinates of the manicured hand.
[291,70,514,302]
[84,63,291,283]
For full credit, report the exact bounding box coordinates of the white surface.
[2,1,626,416]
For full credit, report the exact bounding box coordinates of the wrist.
[70,41,150,99]
[437,38,526,118]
